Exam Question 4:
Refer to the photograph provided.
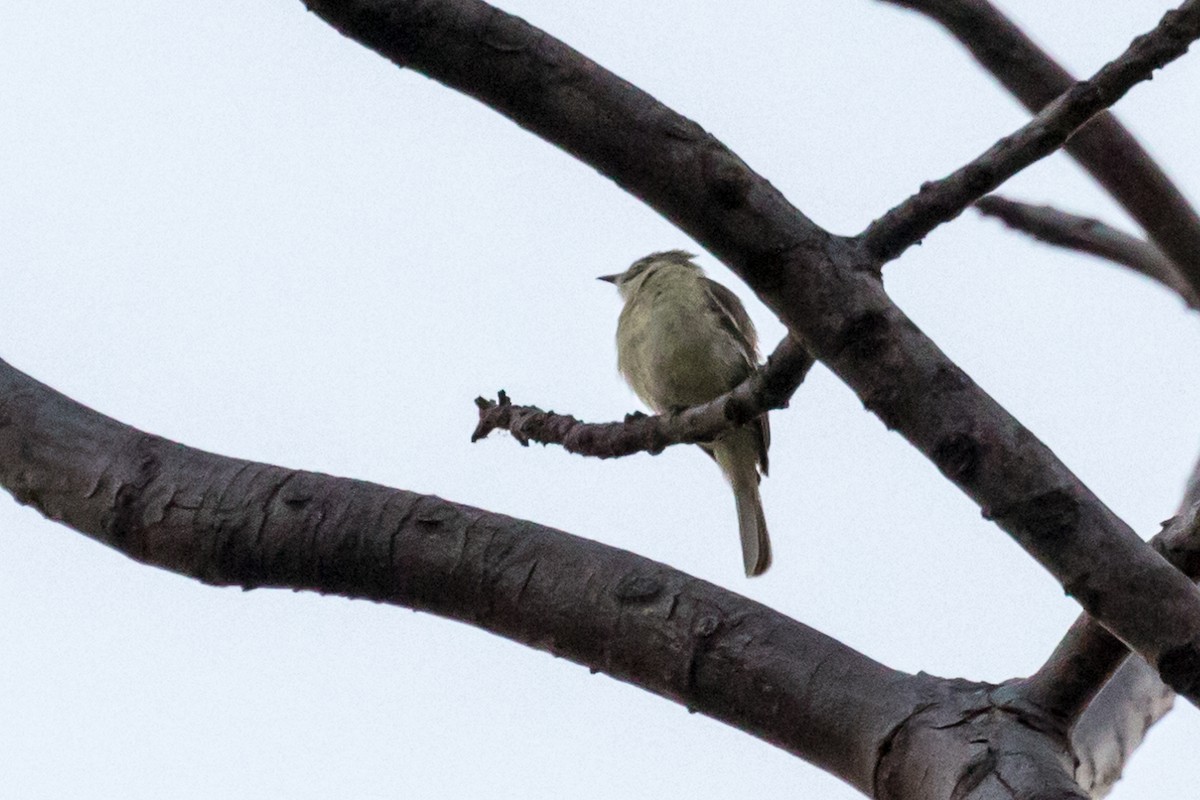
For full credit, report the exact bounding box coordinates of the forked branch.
[862,2,1200,263]
[881,0,1200,297]
[306,0,1200,700]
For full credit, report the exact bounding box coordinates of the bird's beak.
[597,274,620,284]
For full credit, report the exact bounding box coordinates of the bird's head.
[597,250,700,300]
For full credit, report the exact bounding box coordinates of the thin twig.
[862,2,1200,263]
[880,0,1200,298]
[472,336,814,458]
[976,195,1200,308]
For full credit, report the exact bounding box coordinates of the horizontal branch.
[0,355,916,793]
[862,1,1200,263]
[881,0,1200,300]
[976,195,1200,308]
[302,0,1200,702]
[472,336,814,457]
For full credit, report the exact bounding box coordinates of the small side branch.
[1072,655,1174,798]
[862,1,1200,262]
[881,0,1200,299]
[473,336,814,458]
[975,195,1200,309]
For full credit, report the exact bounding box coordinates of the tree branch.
[1023,494,1200,725]
[1071,655,1174,798]
[879,0,1200,299]
[0,355,918,794]
[300,0,1200,701]
[0,354,1104,798]
[861,1,1200,264]
[1058,461,1200,794]
[471,336,814,457]
[975,195,1200,309]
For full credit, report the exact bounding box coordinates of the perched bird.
[599,250,772,576]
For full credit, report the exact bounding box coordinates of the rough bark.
[0,356,917,794]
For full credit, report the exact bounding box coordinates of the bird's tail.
[733,473,772,577]
[713,431,772,577]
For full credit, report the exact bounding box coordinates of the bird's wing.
[755,414,770,477]
[702,277,758,360]
[702,277,769,475]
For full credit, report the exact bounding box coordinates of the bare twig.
[881,0,1200,298]
[861,2,1200,263]
[472,336,814,458]
[300,0,1200,701]
[976,195,1200,308]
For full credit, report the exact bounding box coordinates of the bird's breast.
[616,286,750,411]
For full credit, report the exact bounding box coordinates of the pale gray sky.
[2,2,1198,798]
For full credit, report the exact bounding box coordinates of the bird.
[599,250,772,576]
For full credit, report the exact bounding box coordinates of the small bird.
[600,250,772,576]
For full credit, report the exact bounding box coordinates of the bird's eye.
[624,263,650,282]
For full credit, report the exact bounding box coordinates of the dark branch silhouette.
[0,353,1096,798]
[861,1,1200,261]
[975,195,1200,308]
[0,354,988,795]
[472,336,814,458]
[5,0,1200,796]
[1025,496,1200,726]
[304,0,1200,701]
[880,0,1200,299]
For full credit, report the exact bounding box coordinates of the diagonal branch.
[1022,491,1200,726]
[0,355,918,794]
[471,336,814,457]
[880,0,1200,298]
[1071,655,1174,798]
[975,195,1200,308]
[861,1,1200,264]
[299,0,1200,701]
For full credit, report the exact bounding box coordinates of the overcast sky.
[2,2,1199,798]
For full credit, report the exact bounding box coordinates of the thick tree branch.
[0,355,917,794]
[299,0,1200,701]
[1072,656,1174,799]
[976,195,1200,309]
[861,2,1200,264]
[471,336,814,457]
[1023,495,1200,725]
[879,0,1200,298]
[877,680,1086,799]
[0,356,1103,798]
